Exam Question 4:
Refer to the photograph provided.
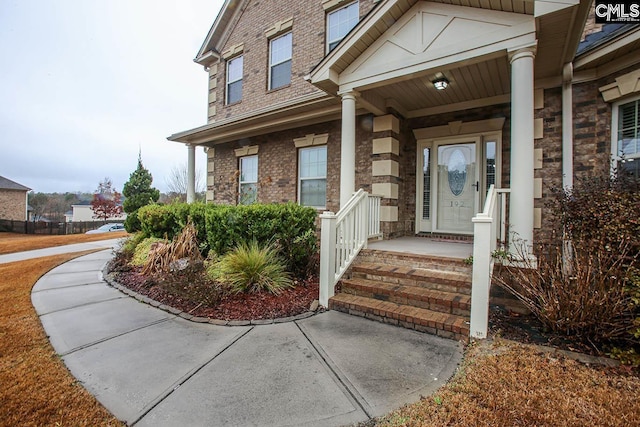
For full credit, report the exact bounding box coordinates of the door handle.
[472,181,479,192]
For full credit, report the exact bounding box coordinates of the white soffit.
[338,2,535,91]
[534,0,579,18]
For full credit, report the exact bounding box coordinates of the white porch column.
[186,143,196,203]
[339,90,357,208]
[509,48,535,254]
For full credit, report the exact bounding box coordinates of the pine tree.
[122,153,160,232]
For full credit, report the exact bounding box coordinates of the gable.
[339,2,534,91]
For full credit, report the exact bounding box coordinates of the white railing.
[319,189,382,307]
[469,185,509,338]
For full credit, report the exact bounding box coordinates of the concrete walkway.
[30,248,463,427]
[0,238,122,264]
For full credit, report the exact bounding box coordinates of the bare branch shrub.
[142,219,202,275]
[495,170,640,356]
[495,238,637,347]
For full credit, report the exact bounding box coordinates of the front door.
[417,134,499,235]
[436,142,477,233]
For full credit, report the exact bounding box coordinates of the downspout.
[562,63,574,272]
[562,62,574,189]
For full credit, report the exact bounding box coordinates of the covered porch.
[313,0,591,339]
[310,0,589,248]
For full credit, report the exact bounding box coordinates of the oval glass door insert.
[447,149,467,196]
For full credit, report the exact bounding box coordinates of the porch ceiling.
[362,55,511,117]
[312,0,590,116]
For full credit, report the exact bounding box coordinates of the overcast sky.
[0,0,224,194]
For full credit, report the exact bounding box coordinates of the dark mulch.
[109,260,319,321]
[489,306,600,356]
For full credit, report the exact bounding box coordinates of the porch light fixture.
[432,77,449,90]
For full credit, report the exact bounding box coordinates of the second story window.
[327,1,359,52]
[226,55,243,104]
[239,155,258,204]
[269,32,292,90]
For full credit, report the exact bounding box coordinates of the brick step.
[340,278,470,316]
[351,263,471,295]
[356,249,472,274]
[329,293,469,342]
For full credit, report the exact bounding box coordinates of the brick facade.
[198,0,635,244]
[209,0,378,122]
[211,117,374,214]
[0,189,28,221]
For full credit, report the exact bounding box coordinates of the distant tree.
[122,154,160,232]
[165,164,205,203]
[28,192,49,221]
[91,178,123,220]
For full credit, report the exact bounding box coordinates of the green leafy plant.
[491,249,511,261]
[209,240,293,295]
[463,256,473,265]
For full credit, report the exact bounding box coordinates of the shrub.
[205,202,318,276]
[496,171,640,360]
[496,238,637,346]
[138,202,208,243]
[208,240,293,295]
[138,202,319,277]
[131,237,167,267]
[120,232,145,257]
[142,220,202,275]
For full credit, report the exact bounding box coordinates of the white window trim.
[611,94,640,172]
[326,0,359,54]
[226,55,243,105]
[298,146,327,209]
[239,155,258,205]
[268,32,292,91]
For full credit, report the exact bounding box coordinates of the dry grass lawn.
[376,339,640,427]
[0,231,128,255]
[0,252,123,426]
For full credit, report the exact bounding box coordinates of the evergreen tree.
[122,153,160,232]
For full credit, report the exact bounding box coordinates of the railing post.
[319,211,337,308]
[470,214,493,339]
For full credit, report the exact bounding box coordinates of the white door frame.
[416,131,502,235]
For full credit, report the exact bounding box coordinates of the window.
[299,146,327,208]
[269,32,292,90]
[422,147,431,220]
[614,97,640,179]
[226,55,243,104]
[239,156,258,204]
[485,140,496,192]
[327,1,359,52]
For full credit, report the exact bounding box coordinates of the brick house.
[169,0,640,339]
[0,176,31,221]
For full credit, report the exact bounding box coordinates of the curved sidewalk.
[31,249,463,427]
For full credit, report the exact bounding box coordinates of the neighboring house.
[0,176,31,221]
[68,202,127,222]
[169,0,640,338]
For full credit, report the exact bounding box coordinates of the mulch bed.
[110,264,319,321]
[489,306,601,356]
